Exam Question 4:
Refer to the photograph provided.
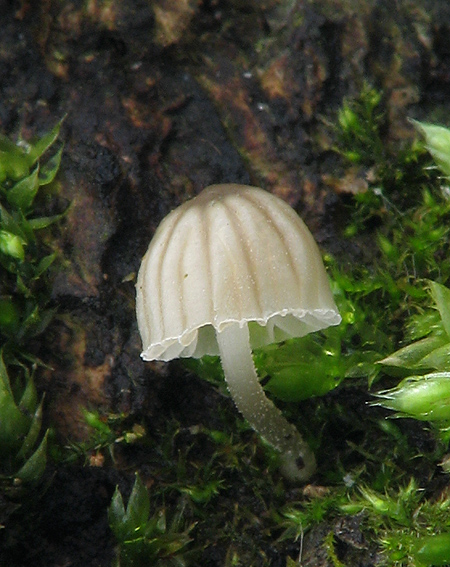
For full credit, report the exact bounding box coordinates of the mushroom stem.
[216,322,316,482]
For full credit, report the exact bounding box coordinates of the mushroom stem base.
[217,322,316,482]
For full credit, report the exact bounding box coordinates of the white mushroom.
[136,184,341,482]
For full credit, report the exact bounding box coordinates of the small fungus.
[136,184,341,481]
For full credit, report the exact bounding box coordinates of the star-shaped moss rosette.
[108,473,195,567]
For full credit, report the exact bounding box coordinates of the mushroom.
[136,184,341,482]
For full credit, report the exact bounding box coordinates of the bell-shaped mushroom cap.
[136,184,341,361]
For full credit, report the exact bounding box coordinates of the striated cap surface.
[136,184,341,361]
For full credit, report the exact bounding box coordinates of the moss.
[0,121,64,515]
[7,86,450,567]
[177,90,450,565]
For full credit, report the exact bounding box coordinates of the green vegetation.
[5,86,450,567]
[59,409,147,466]
[374,282,450,423]
[173,88,450,565]
[0,119,64,352]
[108,473,195,567]
[300,90,450,566]
[341,479,450,566]
[0,121,63,498]
[0,351,48,487]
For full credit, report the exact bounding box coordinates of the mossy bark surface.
[0,1,449,565]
